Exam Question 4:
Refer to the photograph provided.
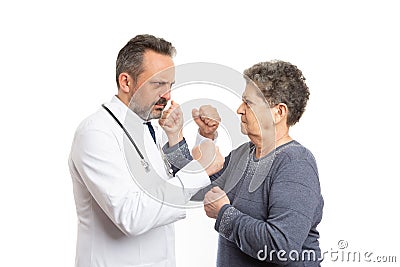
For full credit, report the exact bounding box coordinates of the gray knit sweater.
[164,140,324,266]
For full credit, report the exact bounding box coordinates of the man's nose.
[160,88,171,100]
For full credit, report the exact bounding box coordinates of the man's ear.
[272,103,288,125]
[118,72,133,93]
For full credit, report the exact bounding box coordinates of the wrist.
[216,203,224,215]
[206,165,218,176]
[199,129,217,140]
[214,204,231,228]
[167,130,183,147]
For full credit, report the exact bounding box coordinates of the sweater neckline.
[250,140,297,162]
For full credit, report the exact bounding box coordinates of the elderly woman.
[164,60,323,266]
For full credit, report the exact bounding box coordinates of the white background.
[1,0,399,266]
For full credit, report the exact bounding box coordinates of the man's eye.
[151,82,164,88]
[154,82,168,86]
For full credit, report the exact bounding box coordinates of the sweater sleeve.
[162,138,192,175]
[214,159,321,264]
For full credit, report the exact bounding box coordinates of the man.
[165,60,324,266]
[68,34,222,267]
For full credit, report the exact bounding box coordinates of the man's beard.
[130,97,168,121]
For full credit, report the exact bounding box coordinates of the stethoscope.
[102,104,174,177]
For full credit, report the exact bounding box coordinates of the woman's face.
[237,84,275,144]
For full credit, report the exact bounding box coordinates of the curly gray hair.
[244,60,310,126]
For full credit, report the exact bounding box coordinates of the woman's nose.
[237,102,245,115]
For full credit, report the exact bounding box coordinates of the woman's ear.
[272,103,288,125]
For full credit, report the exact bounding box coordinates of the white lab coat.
[68,96,210,267]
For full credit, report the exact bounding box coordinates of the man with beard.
[68,34,222,267]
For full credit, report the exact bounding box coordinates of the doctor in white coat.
[68,34,222,267]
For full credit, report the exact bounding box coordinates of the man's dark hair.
[244,60,310,126]
[116,34,176,88]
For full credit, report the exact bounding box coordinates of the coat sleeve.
[70,128,208,236]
